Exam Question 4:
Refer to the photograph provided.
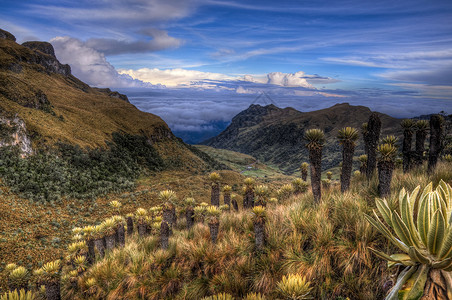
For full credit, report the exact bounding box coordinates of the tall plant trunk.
[186,207,194,229]
[232,198,239,211]
[86,239,95,265]
[366,113,382,179]
[117,224,125,247]
[378,161,394,198]
[420,269,452,299]
[94,238,105,259]
[340,142,355,193]
[163,207,175,234]
[223,193,231,208]
[211,183,220,206]
[402,129,413,173]
[126,216,134,236]
[137,223,147,238]
[160,221,169,250]
[428,115,444,173]
[244,189,254,209]
[414,129,427,167]
[209,219,220,244]
[105,233,116,251]
[309,148,322,203]
[254,219,266,251]
[359,164,366,174]
[301,170,308,181]
[45,281,61,300]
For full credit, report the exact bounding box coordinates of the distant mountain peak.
[204,103,402,174]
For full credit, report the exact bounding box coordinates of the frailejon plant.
[159,190,178,229]
[8,266,29,292]
[359,154,368,174]
[243,177,256,209]
[82,225,96,265]
[254,185,269,206]
[40,260,61,300]
[126,213,134,236]
[252,206,267,251]
[377,143,398,198]
[223,185,232,208]
[277,184,294,202]
[92,224,106,259]
[112,215,126,247]
[135,207,148,237]
[206,205,221,244]
[381,135,398,148]
[201,293,234,300]
[304,129,325,203]
[184,197,197,229]
[160,220,170,250]
[291,178,309,195]
[0,289,36,300]
[414,120,429,167]
[276,274,312,300]
[209,172,221,207]
[101,218,117,251]
[338,127,359,193]
[401,119,416,173]
[300,162,309,182]
[365,113,382,179]
[365,181,452,299]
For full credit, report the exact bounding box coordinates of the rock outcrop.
[0,29,16,41]
[0,114,33,156]
[22,41,71,76]
[92,88,130,103]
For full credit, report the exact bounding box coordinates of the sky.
[1,0,452,141]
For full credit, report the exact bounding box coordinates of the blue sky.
[1,0,452,138]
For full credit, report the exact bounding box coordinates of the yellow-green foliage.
[276,274,312,300]
[377,143,397,161]
[158,190,177,203]
[337,127,359,144]
[202,293,234,300]
[0,289,36,300]
[244,177,255,187]
[366,180,452,299]
[9,266,29,285]
[304,129,325,149]
[209,172,222,183]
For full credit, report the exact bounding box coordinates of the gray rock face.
[0,29,16,41]
[0,114,33,156]
[22,41,71,76]
[92,88,130,103]
[22,41,56,57]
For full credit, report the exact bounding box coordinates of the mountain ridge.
[203,102,403,173]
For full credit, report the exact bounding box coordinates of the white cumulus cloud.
[51,36,150,88]
[118,68,236,87]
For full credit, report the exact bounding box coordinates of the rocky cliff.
[203,103,402,174]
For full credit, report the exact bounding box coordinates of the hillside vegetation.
[3,161,451,299]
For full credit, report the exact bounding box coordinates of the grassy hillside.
[0,36,216,170]
[194,145,291,181]
[2,161,449,299]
